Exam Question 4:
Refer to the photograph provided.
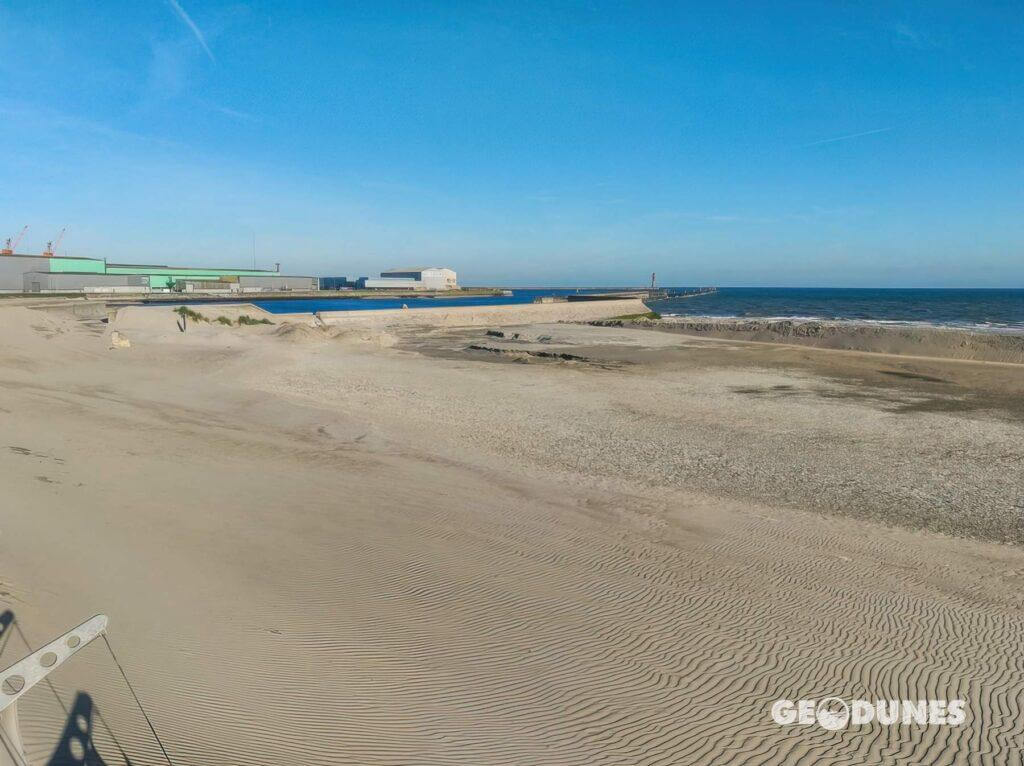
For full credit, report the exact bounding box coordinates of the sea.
[252,287,1024,332]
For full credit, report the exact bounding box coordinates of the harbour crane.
[1,225,28,255]
[42,227,66,257]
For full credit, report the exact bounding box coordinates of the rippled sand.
[1,303,1022,765]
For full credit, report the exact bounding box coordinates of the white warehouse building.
[376,266,457,290]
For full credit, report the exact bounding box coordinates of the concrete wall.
[238,275,318,291]
[317,297,650,329]
[23,272,150,293]
[360,278,422,290]
[0,256,53,291]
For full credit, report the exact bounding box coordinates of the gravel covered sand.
[1,303,1023,765]
[596,315,1024,364]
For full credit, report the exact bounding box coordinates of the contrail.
[166,0,215,62]
[800,127,893,147]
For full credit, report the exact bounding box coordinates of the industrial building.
[0,253,316,294]
[358,267,457,291]
[0,238,455,294]
[319,276,356,290]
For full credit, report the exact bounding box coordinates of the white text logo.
[770,698,966,730]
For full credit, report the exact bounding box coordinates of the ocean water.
[252,287,1024,331]
[650,288,1024,330]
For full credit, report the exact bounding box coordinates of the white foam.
[661,315,1024,334]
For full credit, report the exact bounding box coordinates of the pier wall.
[317,298,650,329]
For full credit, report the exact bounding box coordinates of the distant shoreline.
[656,313,1024,333]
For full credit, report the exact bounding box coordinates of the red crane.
[42,227,66,257]
[1,225,28,255]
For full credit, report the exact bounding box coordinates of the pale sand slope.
[0,304,1022,765]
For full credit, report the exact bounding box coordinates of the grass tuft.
[174,306,207,322]
[236,314,274,326]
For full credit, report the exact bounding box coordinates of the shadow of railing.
[0,610,14,659]
[47,693,109,766]
[0,610,134,765]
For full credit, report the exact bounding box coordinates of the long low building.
[358,277,422,290]
[23,271,150,294]
[358,266,458,291]
[381,267,457,290]
[0,253,316,293]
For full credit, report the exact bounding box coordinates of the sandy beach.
[2,301,1023,764]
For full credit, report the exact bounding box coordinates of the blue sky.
[1,1,1021,286]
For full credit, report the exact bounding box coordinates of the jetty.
[532,288,718,304]
[645,287,718,300]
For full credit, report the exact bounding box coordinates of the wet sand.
[0,304,1022,764]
